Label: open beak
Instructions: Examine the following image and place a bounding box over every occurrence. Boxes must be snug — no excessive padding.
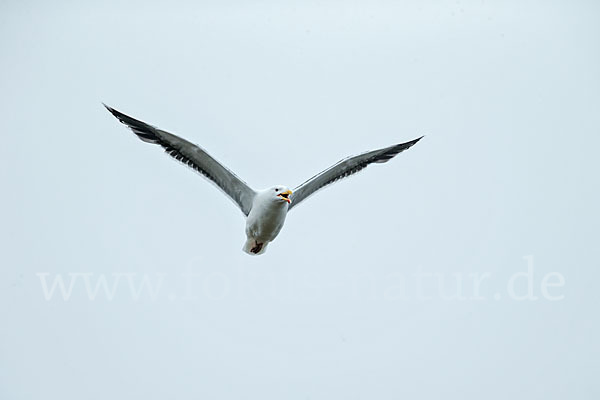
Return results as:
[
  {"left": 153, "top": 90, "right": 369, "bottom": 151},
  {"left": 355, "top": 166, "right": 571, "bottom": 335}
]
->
[{"left": 278, "top": 190, "right": 292, "bottom": 204}]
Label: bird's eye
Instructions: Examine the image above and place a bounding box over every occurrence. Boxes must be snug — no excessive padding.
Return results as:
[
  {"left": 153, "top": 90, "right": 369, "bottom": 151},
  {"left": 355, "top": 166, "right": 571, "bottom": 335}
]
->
[{"left": 275, "top": 188, "right": 278, "bottom": 192}]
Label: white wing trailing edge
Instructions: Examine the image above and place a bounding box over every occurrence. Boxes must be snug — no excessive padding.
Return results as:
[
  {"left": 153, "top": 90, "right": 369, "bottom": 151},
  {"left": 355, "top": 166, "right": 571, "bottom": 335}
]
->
[
  {"left": 288, "top": 137, "right": 423, "bottom": 210},
  {"left": 104, "top": 104, "right": 256, "bottom": 216}
]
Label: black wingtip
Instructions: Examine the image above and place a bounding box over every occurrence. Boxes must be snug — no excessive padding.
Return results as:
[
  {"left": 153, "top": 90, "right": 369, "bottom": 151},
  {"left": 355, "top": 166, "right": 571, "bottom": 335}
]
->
[
  {"left": 395, "top": 135, "right": 424, "bottom": 150},
  {"left": 102, "top": 104, "right": 161, "bottom": 143},
  {"left": 102, "top": 103, "right": 122, "bottom": 119},
  {"left": 103, "top": 103, "right": 146, "bottom": 127},
  {"left": 410, "top": 135, "right": 425, "bottom": 145},
  {"left": 102, "top": 103, "right": 124, "bottom": 121}
]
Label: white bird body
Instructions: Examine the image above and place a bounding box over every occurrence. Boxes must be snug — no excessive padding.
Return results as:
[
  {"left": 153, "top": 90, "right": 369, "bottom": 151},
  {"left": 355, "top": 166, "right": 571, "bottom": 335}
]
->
[
  {"left": 104, "top": 104, "right": 422, "bottom": 256},
  {"left": 243, "top": 186, "right": 291, "bottom": 255}
]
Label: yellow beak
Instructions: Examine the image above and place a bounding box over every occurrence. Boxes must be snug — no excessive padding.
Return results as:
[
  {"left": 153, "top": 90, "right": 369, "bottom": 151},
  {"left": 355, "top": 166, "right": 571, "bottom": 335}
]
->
[{"left": 278, "top": 190, "right": 292, "bottom": 204}]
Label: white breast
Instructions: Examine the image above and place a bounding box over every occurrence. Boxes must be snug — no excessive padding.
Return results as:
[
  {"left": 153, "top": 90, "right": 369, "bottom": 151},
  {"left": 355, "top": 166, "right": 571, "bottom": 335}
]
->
[{"left": 245, "top": 194, "right": 289, "bottom": 242}]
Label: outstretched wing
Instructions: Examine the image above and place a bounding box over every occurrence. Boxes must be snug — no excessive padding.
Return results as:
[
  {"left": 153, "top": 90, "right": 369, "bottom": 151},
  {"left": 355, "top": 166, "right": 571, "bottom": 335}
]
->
[
  {"left": 289, "top": 137, "right": 423, "bottom": 210},
  {"left": 104, "top": 104, "right": 256, "bottom": 216}
]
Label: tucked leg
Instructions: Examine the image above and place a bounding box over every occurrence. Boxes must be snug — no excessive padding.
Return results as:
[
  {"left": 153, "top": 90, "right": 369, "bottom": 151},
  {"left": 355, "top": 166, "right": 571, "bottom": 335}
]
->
[{"left": 250, "top": 242, "right": 263, "bottom": 254}]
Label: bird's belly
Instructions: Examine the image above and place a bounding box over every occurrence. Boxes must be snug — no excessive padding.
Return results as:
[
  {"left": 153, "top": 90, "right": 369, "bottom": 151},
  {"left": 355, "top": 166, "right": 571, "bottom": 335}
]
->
[{"left": 246, "top": 206, "right": 287, "bottom": 242}]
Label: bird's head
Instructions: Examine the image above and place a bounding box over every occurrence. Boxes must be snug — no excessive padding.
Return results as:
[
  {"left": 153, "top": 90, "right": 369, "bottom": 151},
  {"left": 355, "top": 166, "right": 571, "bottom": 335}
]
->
[{"left": 271, "top": 186, "right": 293, "bottom": 204}]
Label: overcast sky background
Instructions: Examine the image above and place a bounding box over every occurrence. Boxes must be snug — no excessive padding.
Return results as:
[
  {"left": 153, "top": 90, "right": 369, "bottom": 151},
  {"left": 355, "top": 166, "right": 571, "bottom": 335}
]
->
[{"left": 1, "top": 1, "right": 599, "bottom": 399}]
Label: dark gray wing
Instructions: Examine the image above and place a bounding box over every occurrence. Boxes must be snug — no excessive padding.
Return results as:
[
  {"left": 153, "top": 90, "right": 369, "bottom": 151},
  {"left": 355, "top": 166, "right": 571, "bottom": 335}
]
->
[
  {"left": 288, "top": 137, "right": 423, "bottom": 210},
  {"left": 104, "top": 104, "right": 256, "bottom": 216}
]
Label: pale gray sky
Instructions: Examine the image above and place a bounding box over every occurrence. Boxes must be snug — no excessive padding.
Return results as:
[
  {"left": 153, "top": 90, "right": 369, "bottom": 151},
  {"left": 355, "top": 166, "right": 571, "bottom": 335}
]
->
[{"left": 1, "top": 1, "right": 599, "bottom": 399}]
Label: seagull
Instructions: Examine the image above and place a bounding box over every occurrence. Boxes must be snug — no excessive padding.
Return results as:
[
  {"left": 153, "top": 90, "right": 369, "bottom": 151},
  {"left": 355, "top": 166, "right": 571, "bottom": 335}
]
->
[{"left": 104, "top": 105, "right": 423, "bottom": 255}]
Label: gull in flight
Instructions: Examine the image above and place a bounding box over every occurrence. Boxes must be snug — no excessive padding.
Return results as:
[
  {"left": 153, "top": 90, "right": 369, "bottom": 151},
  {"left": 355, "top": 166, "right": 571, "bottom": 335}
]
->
[{"left": 104, "top": 105, "right": 423, "bottom": 255}]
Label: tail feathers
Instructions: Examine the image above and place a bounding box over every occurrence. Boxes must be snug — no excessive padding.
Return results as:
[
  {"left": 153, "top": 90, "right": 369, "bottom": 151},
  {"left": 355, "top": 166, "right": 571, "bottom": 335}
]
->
[{"left": 243, "top": 238, "right": 269, "bottom": 255}]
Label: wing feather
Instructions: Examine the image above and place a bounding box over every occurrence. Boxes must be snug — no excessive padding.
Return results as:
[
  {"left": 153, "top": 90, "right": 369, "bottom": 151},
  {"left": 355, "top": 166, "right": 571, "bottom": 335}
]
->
[
  {"left": 288, "top": 137, "right": 423, "bottom": 210},
  {"left": 104, "top": 104, "right": 256, "bottom": 216}
]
